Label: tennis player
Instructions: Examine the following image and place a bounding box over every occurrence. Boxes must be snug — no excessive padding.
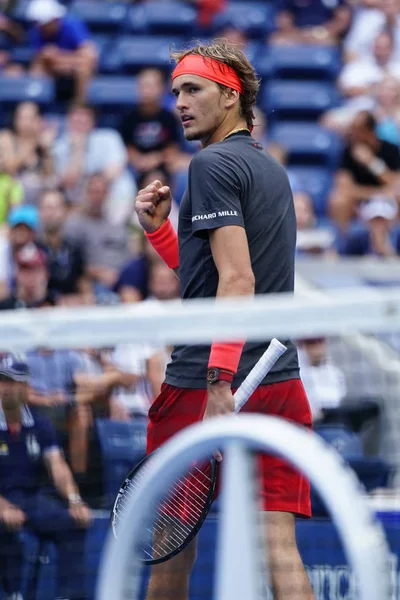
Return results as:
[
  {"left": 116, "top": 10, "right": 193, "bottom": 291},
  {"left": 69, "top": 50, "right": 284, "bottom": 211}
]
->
[{"left": 135, "top": 41, "right": 315, "bottom": 600}]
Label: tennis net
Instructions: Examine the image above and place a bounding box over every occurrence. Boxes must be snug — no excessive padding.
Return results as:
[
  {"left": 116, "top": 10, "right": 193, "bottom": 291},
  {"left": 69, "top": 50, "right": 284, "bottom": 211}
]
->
[{"left": 0, "top": 287, "right": 399, "bottom": 599}]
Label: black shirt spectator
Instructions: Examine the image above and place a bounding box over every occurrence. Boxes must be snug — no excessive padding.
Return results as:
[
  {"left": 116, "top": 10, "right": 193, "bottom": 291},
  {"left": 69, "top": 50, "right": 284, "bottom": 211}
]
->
[
  {"left": 121, "top": 108, "right": 180, "bottom": 156},
  {"left": 0, "top": 243, "right": 56, "bottom": 310},
  {"left": 39, "top": 189, "right": 89, "bottom": 301},
  {"left": 120, "top": 68, "right": 180, "bottom": 176},
  {"left": 330, "top": 110, "right": 400, "bottom": 229},
  {"left": 340, "top": 138, "right": 400, "bottom": 186}
]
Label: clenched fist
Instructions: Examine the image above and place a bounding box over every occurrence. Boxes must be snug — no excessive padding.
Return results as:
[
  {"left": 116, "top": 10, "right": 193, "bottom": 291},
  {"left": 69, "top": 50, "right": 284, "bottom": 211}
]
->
[{"left": 135, "top": 180, "right": 172, "bottom": 234}]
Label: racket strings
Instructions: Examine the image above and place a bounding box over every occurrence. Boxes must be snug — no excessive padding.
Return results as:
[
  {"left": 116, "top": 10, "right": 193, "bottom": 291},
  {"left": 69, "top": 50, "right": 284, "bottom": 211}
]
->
[{"left": 114, "top": 459, "right": 214, "bottom": 560}]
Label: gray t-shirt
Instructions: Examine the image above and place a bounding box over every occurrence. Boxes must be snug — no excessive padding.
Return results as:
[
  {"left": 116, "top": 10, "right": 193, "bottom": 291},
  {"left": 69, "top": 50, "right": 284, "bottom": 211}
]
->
[
  {"left": 65, "top": 214, "right": 131, "bottom": 270},
  {"left": 165, "top": 131, "right": 299, "bottom": 389}
]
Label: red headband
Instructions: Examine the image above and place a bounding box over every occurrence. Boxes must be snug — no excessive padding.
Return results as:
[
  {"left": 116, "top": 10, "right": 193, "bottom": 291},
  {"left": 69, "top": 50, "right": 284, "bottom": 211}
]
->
[{"left": 172, "top": 55, "right": 244, "bottom": 94}]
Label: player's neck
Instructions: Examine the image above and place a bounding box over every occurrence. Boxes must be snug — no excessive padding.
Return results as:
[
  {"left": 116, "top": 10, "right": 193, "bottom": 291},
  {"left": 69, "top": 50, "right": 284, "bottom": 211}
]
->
[{"left": 202, "top": 119, "right": 248, "bottom": 148}]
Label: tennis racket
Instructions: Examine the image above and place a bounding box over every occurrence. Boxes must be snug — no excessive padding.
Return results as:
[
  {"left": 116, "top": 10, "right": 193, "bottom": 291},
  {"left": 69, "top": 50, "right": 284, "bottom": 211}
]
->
[{"left": 111, "top": 338, "right": 287, "bottom": 565}]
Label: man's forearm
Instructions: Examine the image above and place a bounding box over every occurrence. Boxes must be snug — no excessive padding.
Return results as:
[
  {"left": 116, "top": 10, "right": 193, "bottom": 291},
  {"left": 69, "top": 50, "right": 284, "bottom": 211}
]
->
[
  {"left": 216, "top": 272, "right": 255, "bottom": 300},
  {"left": 48, "top": 455, "right": 80, "bottom": 501},
  {"left": 28, "top": 389, "right": 50, "bottom": 407}
]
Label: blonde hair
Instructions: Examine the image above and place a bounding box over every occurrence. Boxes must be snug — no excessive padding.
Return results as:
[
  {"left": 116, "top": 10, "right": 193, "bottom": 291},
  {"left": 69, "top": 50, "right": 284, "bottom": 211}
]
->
[{"left": 171, "top": 40, "right": 260, "bottom": 129}]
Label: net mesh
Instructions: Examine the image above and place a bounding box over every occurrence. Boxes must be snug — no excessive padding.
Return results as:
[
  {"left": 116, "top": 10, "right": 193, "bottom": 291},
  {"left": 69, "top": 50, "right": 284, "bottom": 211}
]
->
[{"left": 0, "top": 288, "right": 398, "bottom": 599}]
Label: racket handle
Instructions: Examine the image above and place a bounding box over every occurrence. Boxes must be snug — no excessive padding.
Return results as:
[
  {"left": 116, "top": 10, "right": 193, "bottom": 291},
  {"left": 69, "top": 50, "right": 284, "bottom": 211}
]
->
[{"left": 233, "top": 339, "right": 287, "bottom": 413}]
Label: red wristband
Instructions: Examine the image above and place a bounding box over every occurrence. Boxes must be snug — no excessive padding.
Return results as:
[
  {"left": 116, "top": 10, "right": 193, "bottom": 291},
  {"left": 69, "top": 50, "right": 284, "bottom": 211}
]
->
[
  {"left": 145, "top": 219, "right": 179, "bottom": 270},
  {"left": 208, "top": 341, "right": 245, "bottom": 374}
]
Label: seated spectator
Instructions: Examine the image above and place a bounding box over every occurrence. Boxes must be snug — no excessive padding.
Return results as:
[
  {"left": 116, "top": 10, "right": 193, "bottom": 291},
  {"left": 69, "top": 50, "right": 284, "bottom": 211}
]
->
[
  {"left": 147, "top": 259, "right": 181, "bottom": 302},
  {"left": 65, "top": 173, "right": 132, "bottom": 293},
  {"left": 271, "top": 0, "right": 351, "bottom": 46},
  {"left": 340, "top": 32, "right": 400, "bottom": 97},
  {"left": 294, "top": 191, "right": 337, "bottom": 256},
  {"left": 375, "top": 76, "right": 400, "bottom": 144},
  {"left": 26, "top": 346, "right": 125, "bottom": 486},
  {"left": 0, "top": 243, "right": 55, "bottom": 309},
  {"left": 120, "top": 68, "right": 181, "bottom": 178},
  {"left": 106, "top": 343, "right": 166, "bottom": 420},
  {"left": 38, "top": 189, "right": 92, "bottom": 304},
  {"left": 28, "top": 0, "right": 98, "bottom": 103},
  {"left": 53, "top": 103, "right": 137, "bottom": 225},
  {"left": 0, "top": 101, "right": 56, "bottom": 205},
  {"left": 298, "top": 337, "right": 347, "bottom": 421},
  {"left": 341, "top": 195, "right": 400, "bottom": 257},
  {"left": 322, "top": 32, "right": 400, "bottom": 133},
  {"left": 0, "top": 354, "right": 92, "bottom": 600},
  {"left": 345, "top": 0, "right": 400, "bottom": 62},
  {"left": 329, "top": 110, "right": 400, "bottom": 229},
  {"left": 113, "top": 237, "right": 153, "bottom": 304},
  {"left": 0, "top": 205, "right": 40, "bottom": 300}
]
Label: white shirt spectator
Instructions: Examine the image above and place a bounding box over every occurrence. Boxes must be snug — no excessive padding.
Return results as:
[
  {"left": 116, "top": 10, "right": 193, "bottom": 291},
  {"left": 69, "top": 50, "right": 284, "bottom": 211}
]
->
[
  {"left": 111, "top": 343, "right": 166, "bottom": 417},
  {"left": 345, "top": 9, "right": 400, "bottom": 60},
  {"left": 299, "top": 349, "right": 347, "bottom": 420},
  {"left": 339, "top": 56, "right": 400, "bottom": 91},
  {"left": 53, "top": 128, "right": 136, "bottom": 226}
]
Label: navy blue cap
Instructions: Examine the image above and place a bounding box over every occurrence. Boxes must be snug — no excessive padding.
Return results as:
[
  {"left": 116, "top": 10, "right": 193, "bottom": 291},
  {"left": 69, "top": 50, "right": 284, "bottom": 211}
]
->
[{"left": 0, "top": 354, "right": 29, "bottom": 383}]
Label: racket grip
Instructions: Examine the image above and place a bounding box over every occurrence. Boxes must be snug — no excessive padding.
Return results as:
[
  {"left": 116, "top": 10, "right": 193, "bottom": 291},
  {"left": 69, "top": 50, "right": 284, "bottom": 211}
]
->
[{"left": 233, "top": 339, "right": 287, "bottom": 413}]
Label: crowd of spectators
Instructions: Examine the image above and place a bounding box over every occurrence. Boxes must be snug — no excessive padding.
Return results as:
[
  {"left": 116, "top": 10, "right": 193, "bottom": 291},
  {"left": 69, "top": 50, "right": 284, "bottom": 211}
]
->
[
  {"left": 0, "top": 0, "right": 398, "bottom": 595},
  {"left": 0, "top": 0, "right": 397, "bottom": 473}
]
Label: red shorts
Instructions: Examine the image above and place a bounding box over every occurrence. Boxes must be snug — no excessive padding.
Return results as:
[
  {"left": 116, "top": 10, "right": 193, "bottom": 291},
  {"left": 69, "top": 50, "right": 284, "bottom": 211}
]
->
[{"left": 147, "top": 378, "right": 312, "bottom": 518}]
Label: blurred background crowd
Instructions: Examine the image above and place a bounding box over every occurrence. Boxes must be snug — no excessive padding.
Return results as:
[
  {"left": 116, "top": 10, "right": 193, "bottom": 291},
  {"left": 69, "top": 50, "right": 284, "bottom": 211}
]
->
[{"left": 0, "top": 0, "right": 399, "bottom": 597}]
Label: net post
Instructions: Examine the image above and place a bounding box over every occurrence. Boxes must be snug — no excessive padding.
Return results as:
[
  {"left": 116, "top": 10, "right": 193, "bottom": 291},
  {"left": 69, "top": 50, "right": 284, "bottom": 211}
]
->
[{"left": 215, "top": 441, "right": 267, "bottom": 600}]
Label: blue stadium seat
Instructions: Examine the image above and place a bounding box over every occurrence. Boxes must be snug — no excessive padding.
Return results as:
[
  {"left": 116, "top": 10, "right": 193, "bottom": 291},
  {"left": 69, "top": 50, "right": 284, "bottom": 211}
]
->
[
  {"left": 114, "top": 36, "right": 185, "bottom": 74},
  {"left": 213, "top": 2, "right": 277, "bottom": 37},
  {"left": 91, "top": 35, "right": 115, "bottom": 74},
  {"left": 96, "top": 418, "right": 147, "bottom": 507},
  {"left": 311, "top": 424, "right": 392, "bottom": 515},
  {"left": 86, "top": 75, "right": 137, "bottom": 105},
  {"left": 267, "top": 45, "right": 342, "bottom": 80},
  {"left": 10, "top": 44, "right": 35, "bottom": 67},
  {"left": 261, "top": 81, "right": 340, "bottom": 122},
  {"left": 314, "top": 424, "right": 364, "bottom": 458},
  {"left": 0, "top": 76, "right": 55, "bottom": 107},
  {"left": 69, "top": 1, "right": 127, "bottom": 33},
  {"left": 286, "top": 166, "right": 334, "bottom": 216},
  {"left": 86, "top": 76, "right": 137, "bottom": 128},
  {"left": 128, "top": 2, "right": 197, "bottom": 35},
  {"left": 269, "top": 123, "right": 342, "bottom": 167}
]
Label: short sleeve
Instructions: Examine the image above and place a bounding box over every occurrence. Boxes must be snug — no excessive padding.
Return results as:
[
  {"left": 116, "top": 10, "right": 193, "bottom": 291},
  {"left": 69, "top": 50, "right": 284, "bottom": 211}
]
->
[
  {"left": 35, "top": 415, "right": 59, "bottom": 455},
  {"left": 67, "top": 17, "right": 90, "bottom": 48},
  {"left": 189, "top": 150, "right": 245, "bottom": 237}
]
